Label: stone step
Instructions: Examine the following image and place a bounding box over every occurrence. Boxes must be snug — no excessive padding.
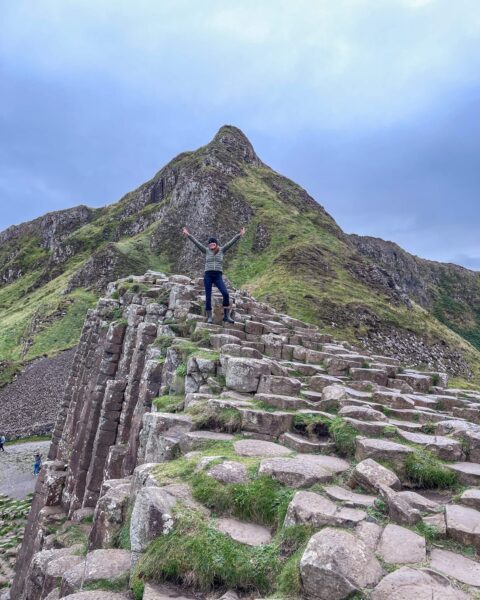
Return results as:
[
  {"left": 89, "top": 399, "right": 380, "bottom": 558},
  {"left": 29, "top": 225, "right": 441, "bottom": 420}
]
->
[
  {"left": 355, "top": 437, "right": 414, "bottom": 476},
  {"left": 396, "top": 429, "right": 464, "bottom": 461},
  {"left": 179, "top": 431, "right": 235, "bottom": 453},
  {"left": 323, "top": 485, "right": 376, "bottom": 508},
  {"left": 285, "top": 490, "right": 366, "bottom": 528},
  {"left": 279, "top": 432, "right": 334, "bottom": 454},
  {"left": 447, "top": 462, "right": 480, "bottom": 485},
  {"left": 255, "top": 393, "right": 314, "bottom": 411},
  {"left": 259, "top": 453, "right": 350, "bottom": 488},
  {"left": 237, "top": 408, "right": 294, "bottom": 437},
  {"left": 216, "top": 517, "right": 271, "bottom": 546}
]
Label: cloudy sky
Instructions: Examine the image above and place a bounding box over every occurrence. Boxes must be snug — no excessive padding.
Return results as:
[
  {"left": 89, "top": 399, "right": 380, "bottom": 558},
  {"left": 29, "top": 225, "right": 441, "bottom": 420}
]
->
[{"left": 1, "top": 0, "right": 480, "bottom": 268}]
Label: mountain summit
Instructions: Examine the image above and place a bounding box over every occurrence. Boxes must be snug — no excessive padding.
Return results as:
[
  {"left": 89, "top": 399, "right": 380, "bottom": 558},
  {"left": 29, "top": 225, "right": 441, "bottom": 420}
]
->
[{"left": 1, "top": 125, "right": 479, "bottom": 385}]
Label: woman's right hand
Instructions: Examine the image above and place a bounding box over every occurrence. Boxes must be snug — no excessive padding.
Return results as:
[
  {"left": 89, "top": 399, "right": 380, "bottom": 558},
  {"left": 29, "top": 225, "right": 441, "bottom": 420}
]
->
[{"left": 182, "top": 227, "right": 190, "bottom": 236}]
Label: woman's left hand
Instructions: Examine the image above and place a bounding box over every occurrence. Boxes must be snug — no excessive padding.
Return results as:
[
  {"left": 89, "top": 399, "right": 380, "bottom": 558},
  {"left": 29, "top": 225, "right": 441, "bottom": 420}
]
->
[{"left": 239, "top": 227, "right": 246, "bottom": 237}]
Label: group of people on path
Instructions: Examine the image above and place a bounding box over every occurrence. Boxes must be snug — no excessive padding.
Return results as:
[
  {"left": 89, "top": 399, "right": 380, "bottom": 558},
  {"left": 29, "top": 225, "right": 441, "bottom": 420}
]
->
[{"left": 182, "top": 226, "right": 245, "bottom": 323}]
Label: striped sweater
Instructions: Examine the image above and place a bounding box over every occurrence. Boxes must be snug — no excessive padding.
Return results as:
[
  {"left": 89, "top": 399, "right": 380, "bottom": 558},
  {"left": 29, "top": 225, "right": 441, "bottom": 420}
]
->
[{"left": 187, "top": 232, "right": 241, "bottom": 272}]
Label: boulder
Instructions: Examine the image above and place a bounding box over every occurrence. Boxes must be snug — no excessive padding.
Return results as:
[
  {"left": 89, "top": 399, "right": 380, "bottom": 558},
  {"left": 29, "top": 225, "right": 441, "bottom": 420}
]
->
[
  {"left": 323, "top": 485, "right": 376, "bottom": 508},
  {"left": 378, "top": 486, "right": 421, "bottom": 526},
  {"left": 338, "top": 405, "right": 388, "bottom": 422},
  {"left": 459, "top": 488, "right": 480, "bottom": 510},
  {"left": 300, "top": 527, "right": 383, "bottom": 599},
  {"left": 348, "top": 458, "right": 401, "bottom": 493},
  {"left": 397, "top": 430, "right": 464, "bottom": 461}
]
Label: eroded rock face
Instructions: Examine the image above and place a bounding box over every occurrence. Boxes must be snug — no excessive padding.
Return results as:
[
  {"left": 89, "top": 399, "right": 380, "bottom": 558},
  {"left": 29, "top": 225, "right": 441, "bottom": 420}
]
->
[{"left": 300, "top": 527, "right": 383, "bottom": 600}]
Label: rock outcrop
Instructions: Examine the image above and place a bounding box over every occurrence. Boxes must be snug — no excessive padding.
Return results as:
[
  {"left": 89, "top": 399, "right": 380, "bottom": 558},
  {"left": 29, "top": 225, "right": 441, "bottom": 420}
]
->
[{"left": 6, "top": 271, "right": 480, "bottom": 599}]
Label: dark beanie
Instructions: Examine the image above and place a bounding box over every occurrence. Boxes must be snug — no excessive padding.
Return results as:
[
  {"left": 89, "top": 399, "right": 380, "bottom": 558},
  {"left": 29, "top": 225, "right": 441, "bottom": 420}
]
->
[{"left": 208, "top": 237, "right": 218, "bottom": 244}]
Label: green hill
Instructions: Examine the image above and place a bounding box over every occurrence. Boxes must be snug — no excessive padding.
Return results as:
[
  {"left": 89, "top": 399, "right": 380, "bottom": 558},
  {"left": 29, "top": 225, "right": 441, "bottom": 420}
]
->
[{"left": 1, "top": 125, "right": 479, "bottom": 386}]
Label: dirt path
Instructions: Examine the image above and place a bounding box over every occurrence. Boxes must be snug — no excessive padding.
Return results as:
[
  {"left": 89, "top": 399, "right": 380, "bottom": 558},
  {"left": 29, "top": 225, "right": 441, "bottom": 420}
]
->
[{"left": 0, "top": 440, "right": 51, "bottom": 499}]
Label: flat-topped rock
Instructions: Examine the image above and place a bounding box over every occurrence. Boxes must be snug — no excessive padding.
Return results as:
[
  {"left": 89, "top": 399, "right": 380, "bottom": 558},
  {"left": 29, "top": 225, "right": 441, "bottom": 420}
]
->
[
  {"left": 259, "top": 454, "right": 349, "bottom": 488},
  {"left": 238, "top": 408, "right": 294, "bottom": 437},
  {"left": 349, "top": 458, "right": 401, "bottom": 493},
  {"left": 460, "top": 488, "right": 480, "bottom": 510},
  {"left": 355, "top": 437, "right": 413, "bottom": 473},
  {"left": 396, "top": 373, "right": 432, "bottom": 392},
  {"left": 377, "top": 524, "right": 426, "bottom": 564},
  {"left": 255, "top": 392, "right": 311, "bottom": 410},
  {"left": 216, "top": 517, "right": 271, "bottom": 546},
  {"left": 300, "top": 527, "right": 383, "bottom": 599},
  {"left": 179, "top": 431, "right": 234, "bottom": 453},
  {"left": 279, "top": 432, "right": 334, "bottom": 454},
  {"left": 430, "top": 547, "right": 480, "bottom": 587},
  {"left": 324, "top": 485, "right": 376, "bottom": 508},
  {"left": 447, "top": 462, "right": 480, "bottom": 485},
  {"left": 285, "top": 491, "right": 366, "bottom": 528},
  {"left": 207, "top": 461, "right": 249, "bottom": 484},
  {"left": 60, "top": 549, "right": 131, "bottom": 596},
  {"left": 233, "top": 439, "right": 291, "bottom": 457},
  {"left": 397, "top": 491, "right": 441, "bottom": 513},
  {"left": 446, "top": 504, "right": 480, "bottom": 549},
  {"left": 224, "top": 357, "right": 271, "bottom": 392},
  {"left": 338, "top": 405, "right": 388, "bottom": 422},
  {"left": 397, "top": 430, "right": 464, "bottom": 461},
  {"left": 370, "top": 567, "right": 470, "bottom": 600}
]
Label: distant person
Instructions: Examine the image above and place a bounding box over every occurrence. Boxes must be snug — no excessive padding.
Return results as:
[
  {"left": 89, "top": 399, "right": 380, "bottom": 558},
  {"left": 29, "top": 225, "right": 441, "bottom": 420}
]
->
[
  {"left": 0, "top": 435, "right": 5, "bottom": 452},
  {"left": 33, "top": 453, "right": 42, "bottom": 476},
  {"left": 182, "top": 226, "right": 246, "bottom": 324}
]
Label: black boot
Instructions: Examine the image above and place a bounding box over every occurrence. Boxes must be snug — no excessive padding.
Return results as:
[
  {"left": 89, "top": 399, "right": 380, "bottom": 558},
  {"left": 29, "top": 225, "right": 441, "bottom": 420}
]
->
[
  {"left": 206, "top": 309, "right": 213, "bottom": 324},
  {"left": 223, "top": 307, "right": 234, "bottom": 324}
]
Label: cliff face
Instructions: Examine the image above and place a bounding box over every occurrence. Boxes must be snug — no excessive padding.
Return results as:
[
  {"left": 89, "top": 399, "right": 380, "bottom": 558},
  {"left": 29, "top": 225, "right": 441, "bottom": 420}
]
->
[
  {"left": 350, "top": 234, "right": 480, "bottom": 350},
  {"left": 9, "top": 271, "right": 480, "bottom": 600},
  {"left": 0, "top": 125, "right": 480, "bottom": 389}
]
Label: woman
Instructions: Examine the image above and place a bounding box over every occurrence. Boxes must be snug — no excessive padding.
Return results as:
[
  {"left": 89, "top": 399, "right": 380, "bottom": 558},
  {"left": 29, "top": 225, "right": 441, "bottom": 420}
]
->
[{"left": 182, "top": 226, "right": 246, "bottom": 324}]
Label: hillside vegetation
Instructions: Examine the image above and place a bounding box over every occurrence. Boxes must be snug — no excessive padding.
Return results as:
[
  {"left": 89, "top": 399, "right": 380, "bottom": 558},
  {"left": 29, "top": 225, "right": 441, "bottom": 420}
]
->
[{"left": 0, "top": 125, "right": 479, "bottom": 385}]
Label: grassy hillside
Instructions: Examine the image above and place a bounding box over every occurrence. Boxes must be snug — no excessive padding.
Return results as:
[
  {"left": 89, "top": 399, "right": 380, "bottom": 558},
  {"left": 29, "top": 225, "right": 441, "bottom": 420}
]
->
[{"left": 1, "top": 125, "right": 480, "bottom": 387}]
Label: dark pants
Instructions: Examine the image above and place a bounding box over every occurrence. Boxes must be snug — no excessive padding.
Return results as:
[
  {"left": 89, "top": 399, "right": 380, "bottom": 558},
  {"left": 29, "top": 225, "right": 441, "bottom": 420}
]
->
[{"left": 204, "top": 270, "right": 230, "bottom": 311}]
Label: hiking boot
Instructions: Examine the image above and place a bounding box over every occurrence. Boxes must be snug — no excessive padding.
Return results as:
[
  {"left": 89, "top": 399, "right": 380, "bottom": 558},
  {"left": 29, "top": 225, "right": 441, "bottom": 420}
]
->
[
  {"left": 223, "top": 307, "right": 234, "bottom": 324},
  {"left": 206, "top": 310, "right": 213, "bottom": 324}
]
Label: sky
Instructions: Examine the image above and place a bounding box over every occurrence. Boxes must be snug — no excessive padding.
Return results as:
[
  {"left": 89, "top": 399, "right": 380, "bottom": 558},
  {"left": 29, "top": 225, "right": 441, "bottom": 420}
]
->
[{"left": 1, "top": 0, "right": 480, "bottom": 269}]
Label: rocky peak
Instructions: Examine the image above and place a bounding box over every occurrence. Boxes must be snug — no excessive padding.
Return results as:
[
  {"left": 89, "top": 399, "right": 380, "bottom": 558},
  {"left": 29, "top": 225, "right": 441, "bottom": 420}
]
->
[{"left": 208, "top": 125, "right": 261, "bottom": 165}]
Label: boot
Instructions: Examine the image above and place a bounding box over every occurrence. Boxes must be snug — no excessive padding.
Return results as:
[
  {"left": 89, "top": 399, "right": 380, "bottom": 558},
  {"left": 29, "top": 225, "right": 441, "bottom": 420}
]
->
[
  {"left": 223, "top": 307, "right": 234, "bottom": 324},
  {"left": 206, "top": 309, "right": 213, "bottom": 324}
]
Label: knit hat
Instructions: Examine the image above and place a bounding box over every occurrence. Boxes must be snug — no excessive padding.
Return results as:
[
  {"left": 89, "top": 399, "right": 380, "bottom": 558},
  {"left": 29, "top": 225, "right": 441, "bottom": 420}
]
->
[{"left": 208, "top": 237, "right": 218, "bottom": 245}]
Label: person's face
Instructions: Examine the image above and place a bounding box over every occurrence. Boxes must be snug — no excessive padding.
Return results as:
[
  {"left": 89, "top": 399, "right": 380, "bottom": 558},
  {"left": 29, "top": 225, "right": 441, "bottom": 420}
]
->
[{"left": 208, "top": 242, "right": 218, "bottom": 250}]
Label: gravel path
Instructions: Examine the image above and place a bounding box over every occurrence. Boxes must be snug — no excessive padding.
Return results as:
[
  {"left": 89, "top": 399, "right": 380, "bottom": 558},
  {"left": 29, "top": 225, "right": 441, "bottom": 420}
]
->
[{"left": 0, "top": 440, "right": 51, "bottom": 499}]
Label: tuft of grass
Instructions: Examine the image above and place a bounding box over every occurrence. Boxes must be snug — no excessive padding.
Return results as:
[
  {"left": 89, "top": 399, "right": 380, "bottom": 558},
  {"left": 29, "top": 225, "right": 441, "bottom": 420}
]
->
[
  {"left": 190, "top": 472, "right": 294, "bottom": 528},
  {"left": 153, "top": 395, "right": 184, "bottom": 413},
  {"left": 189, "top": 405, "right": 241, "bottom": 433},
  {"left": 275, "top": 548, "right": 304, "bottom": 599},
  {"left": 175, "top": 362, "right": 187, "bottom": 377},
  {"left": 414, "top": 521, "right": 439, "bottom": 545},
  {"left": 328, "top": 417, "right": 359, "bottom": 457},
  {"left": 135, "top": 508, "right": 281, "bottom": 593},
  {"left": 405, "top": 450, "right": 458, "bottom": 489},
  {"left": 83, "top": 575, "right": 129, "bottom": 592}
]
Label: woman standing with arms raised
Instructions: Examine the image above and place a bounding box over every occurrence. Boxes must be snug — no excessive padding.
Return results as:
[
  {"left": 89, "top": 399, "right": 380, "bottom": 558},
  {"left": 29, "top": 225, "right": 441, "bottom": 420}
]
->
[{"left": 182, "top": 226, "right": 246, "bottom": 324}]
